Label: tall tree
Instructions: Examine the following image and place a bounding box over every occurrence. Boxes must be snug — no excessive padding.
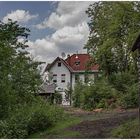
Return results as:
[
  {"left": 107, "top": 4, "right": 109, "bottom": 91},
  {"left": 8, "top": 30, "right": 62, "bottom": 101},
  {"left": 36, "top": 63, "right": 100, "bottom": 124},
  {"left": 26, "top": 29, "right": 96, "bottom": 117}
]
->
[
  {"left": 85, "top": 2, "right": 140, "bottom": 77},
  {"left": 0, "top": 20, "right": 42, "bottom": 118}
]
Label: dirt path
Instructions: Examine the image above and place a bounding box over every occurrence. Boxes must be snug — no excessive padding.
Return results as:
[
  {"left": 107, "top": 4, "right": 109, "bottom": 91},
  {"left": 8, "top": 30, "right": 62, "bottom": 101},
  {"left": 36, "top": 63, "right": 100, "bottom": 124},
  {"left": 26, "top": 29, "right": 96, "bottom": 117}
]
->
[{"left": 65, "top": 108, "right": 138, "bottom": 138}]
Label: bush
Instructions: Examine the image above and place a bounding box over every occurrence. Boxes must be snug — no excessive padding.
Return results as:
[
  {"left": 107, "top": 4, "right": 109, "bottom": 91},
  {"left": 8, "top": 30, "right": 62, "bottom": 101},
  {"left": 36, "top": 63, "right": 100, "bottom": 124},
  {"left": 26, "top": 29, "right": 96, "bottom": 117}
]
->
[
  {"left": 72, "top": 78, "right": 118, "bottom": 110},
  {"left": 54, "top": 92, "right": 62, "bottom": 104},
  {"left": 118, "top": 83, "right": 138, "bottom": 109},
  {"left": 72, "top": 72, "right": 138, "bottom": 110},
  {"left": 0, "top": 101, "right": 65, "bottom": 138},
  {"left": 109, "top": 72, "right": 137, "bottom": 93},
  {"left": 72, "top": 81, "right": 85, "bottom": 107}
]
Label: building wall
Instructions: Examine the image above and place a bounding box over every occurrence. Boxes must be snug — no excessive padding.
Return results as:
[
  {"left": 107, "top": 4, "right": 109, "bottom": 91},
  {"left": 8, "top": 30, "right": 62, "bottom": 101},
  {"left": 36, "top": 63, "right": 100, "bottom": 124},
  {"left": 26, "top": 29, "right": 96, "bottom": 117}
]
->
[
  {"left": 71, "top": 73, "right": 85, "bottom": 89},
  {"left": 49, "top": 61, "right": 71, "bottom": 105},
  {"left": 47, "top": 61, "right": 97, "bottom": 105}
]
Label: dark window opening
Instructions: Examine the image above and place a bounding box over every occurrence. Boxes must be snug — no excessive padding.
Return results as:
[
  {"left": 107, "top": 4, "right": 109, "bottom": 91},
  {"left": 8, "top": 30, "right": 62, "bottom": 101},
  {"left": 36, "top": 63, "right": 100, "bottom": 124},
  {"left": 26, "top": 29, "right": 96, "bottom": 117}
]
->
[
  {"left": 75, "top": 60, "right": 80, "bottom": 66},
  {"left": 58, "top": 62, "right": 61, "bottom": 67},
  {"left": 61, "top": 74, "right": 65, "bottom": 83},
  {"left": 53, "top": 74, "right": 57, "bottom": 83},
  {"left": 75, "top": 74, "right": 79, "bottom": 82}
]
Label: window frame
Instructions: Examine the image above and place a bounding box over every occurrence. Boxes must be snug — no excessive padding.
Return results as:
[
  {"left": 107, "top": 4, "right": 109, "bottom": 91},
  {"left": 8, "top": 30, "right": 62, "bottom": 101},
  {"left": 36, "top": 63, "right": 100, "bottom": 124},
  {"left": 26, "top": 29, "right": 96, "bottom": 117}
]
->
[
  {"left": 53, "top": 74, "right": 57, "bottom": 83},
  {"left": 61, "top": 74, "right": 66, "bottom": 83},
  {"left": 58, "top": 62, "right": 61, "bottom": 67}
]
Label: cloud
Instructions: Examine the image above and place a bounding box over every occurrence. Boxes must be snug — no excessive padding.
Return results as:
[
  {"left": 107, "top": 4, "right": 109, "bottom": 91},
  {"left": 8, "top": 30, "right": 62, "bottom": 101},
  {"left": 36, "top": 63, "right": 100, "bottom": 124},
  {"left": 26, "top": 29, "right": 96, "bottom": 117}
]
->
[
  {"left": 36, "top": 1, "right": 93, "bottom": 29},
  {"left": 27, "top": 22, "right": 88, "bottom": 63},
  {"left": 2, "top": 10, "right": 38, "bottom": 23},
  {"left": 21, "top": 1, "right": 92, "bottom": 63}
]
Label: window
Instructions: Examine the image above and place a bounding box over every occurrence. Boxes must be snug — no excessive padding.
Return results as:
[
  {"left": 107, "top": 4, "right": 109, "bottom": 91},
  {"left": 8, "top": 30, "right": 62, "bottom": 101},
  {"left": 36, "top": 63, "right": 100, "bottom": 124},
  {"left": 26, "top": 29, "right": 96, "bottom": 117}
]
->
[
  {"left": 61, "top": 74, "right": 65, "bottom": 83},
  {"left": 58, "top": 62, "right": 61, "bottom": 67},
  {"left": 75, "top": 74, "right": 79, "bottom": 82},
  {"left": 53, "top": 74, "right": 57, "bottom": 83},
  {"left": 75, "top": 60, "right": 80, "bottom": 66}
]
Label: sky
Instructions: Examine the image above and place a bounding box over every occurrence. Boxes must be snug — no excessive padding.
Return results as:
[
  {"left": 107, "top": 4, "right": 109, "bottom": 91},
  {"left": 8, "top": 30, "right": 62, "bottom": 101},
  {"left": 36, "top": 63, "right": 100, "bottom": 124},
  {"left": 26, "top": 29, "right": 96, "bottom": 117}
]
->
[{"left": 0, "top": 1, "right": 93, "bottom": 63}]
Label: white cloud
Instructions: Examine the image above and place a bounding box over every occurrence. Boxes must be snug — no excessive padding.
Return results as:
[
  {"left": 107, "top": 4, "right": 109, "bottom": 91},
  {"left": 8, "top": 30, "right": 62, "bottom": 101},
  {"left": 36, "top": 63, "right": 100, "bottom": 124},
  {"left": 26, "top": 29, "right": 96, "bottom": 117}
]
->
[
  {"left": 27, "top": 22, "right": 89, "bottom": 63},
  {"left": 2, "top": 10, "right": 38, "bottom": 23},
  {"left": 36, "top": 1, "right": 93, "bottom": 29},
  {"left": 24, "top": 1, "right": 92, "bottom": 63}
]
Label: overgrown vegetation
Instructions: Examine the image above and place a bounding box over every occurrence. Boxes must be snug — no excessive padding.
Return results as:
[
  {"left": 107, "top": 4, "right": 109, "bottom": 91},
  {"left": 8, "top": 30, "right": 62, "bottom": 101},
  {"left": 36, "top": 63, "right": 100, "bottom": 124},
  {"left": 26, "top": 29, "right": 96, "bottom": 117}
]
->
[
  {"left": 72, "top": 72, "right": 138, "bottom": 110},
  {"left": 72, "top": 2, "right": 140, "bottom": 111},
  {"left": 0, "top": 20, "right": 65, "bottom": 138},
  {"left": 29, "top": 115, "right": 81, "bottom": 139},
  {"left": 85, "top": 2, "right": 140, "bottom": 77},
  {"left": 111, "top": 119, "right": 140, "bottom": 138}
]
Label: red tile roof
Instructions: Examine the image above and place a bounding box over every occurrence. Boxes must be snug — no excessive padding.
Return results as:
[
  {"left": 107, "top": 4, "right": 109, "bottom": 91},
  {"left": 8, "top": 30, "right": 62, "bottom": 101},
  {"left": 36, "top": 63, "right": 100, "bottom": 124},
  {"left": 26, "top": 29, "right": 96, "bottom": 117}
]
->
[
  {"left": 65, "top": 54, "right": 99, "bottom": 71},
  {"left": 45, "top": 54, "right": 99, "bottom": 73}
]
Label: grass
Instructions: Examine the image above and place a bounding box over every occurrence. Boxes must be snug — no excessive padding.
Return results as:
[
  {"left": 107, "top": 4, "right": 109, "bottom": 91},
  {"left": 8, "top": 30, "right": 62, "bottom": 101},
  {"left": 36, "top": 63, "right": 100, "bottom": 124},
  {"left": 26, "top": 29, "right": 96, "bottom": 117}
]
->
[
  {"left": 29, "top": 115, "right": 81, "bottom": 138},
  {"left": 110, "top": 118, "right": 140, "bottom": 138}
]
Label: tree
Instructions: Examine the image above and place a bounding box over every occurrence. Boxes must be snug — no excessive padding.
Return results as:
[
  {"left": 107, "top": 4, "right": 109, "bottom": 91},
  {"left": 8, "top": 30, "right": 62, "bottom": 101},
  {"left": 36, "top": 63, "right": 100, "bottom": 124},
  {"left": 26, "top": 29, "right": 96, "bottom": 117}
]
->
[
  {"left": 85, "top": 2, "right": 140, "bottom": 77},
  {"left": 0, "top": 20, "right": 42, "bottom": 118}
]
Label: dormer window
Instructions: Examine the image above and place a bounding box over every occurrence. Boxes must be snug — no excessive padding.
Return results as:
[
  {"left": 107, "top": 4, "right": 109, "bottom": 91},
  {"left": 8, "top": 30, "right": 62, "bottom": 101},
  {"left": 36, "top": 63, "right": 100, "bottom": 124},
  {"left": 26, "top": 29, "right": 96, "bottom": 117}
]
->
[
  {"left": 75, "top": 60, "right": 80, "bottom": 66},
  {"left": 58, "top": 62, "right": 61, "bottom": 67}
]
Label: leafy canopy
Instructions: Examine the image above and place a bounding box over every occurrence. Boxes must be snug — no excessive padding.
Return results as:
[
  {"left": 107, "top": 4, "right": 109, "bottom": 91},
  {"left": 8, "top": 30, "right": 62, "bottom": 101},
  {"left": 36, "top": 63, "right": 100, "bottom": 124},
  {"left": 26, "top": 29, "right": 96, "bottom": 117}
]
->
[
  {"left": 85, "top": 2, "right": 140, "bottom": 76},
  {"left": 0, "top": 20, "right": 42, "bottom": 118}
]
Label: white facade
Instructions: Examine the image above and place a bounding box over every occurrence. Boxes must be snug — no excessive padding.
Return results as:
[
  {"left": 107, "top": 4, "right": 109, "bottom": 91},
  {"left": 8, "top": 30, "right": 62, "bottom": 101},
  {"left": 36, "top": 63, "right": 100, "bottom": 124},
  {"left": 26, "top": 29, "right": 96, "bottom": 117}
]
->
[
  {"left": 49, "top": 61, "right": 71, "bottom": 105},
  {"left": 44, "top": 57, "right": 98, "bottom": 106}
]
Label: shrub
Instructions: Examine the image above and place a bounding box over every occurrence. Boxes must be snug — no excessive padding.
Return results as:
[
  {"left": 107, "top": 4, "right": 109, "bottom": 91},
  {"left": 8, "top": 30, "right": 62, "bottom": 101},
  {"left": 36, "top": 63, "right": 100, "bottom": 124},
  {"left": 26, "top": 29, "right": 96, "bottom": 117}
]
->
[
  {"left": 72, "top": 78, "right": 118, "bottom": 110},
  {"left": 109, "top": 72, "right": 137, "bottom": 93},
  {"left": 118, "top": 83, "right": 138, "bottom": 109},
  {"left": 0, "top": 101, "right": 65, "bottom": 138},
  {"left": 72, "top": 81, "right": 85, "bottom": 107},
  {"left": 80, "top": 85, "right": 96, "bottom": 110},
  {"left": 54, "top": 92, "right": 62, "bottom": 104}
]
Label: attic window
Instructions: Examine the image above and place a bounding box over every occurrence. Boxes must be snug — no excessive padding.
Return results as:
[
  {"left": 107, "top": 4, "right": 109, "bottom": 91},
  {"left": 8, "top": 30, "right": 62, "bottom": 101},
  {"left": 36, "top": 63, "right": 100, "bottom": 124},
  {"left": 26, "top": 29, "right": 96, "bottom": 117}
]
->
[
  {"left": 75, "top": 60, "right": 80, "bottom": 66},
  {"left": 58, "top": 62, "right": 61, "bottom": 67}
]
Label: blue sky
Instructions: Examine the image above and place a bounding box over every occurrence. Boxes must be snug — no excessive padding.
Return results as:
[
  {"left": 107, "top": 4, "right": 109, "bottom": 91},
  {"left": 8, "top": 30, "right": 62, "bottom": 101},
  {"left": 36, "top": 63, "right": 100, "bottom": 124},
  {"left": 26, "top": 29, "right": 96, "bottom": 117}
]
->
[
  {"left": 0, "top": 1, "right": 93, "bottom": 63},
  {"left": 0, "top": 1, "right": 57, "bottom": 40}
]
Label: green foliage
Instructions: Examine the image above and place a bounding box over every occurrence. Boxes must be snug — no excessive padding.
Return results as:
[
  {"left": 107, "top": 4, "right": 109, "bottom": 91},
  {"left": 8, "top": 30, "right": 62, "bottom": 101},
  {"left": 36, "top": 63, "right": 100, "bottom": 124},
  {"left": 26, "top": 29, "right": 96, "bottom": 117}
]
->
[
  {"left": 72, "top": 71, "right": 138, "bottom": 110},
  {"left": 109, "top": 72, "right": 137, "bottom": 92},
  {"left": 72, "top": 81, "right": 85, "bottom": 107},
  {"left": 72, "top": 79, "right": 118, "bottom": 110},
  {"left": 85, "top": 2, "right": 140, "bottom": 77},
  {"left": 111, "top": 119, "right": 140, "bottom": 138},
  {"left": 54, "top": 92, "right": 62, "bottom": 104},
  {"left": 0, "top": 20, "right": 65, "bottom": 138},
  {"left": 0, "top": 101, "right": 65, "bottom": 138},
  {"left": 118, "top": 83, "right": 138, "bottom": 109},
  {"left": 0, "top": 20, "right": 42, "bottom": 119}
]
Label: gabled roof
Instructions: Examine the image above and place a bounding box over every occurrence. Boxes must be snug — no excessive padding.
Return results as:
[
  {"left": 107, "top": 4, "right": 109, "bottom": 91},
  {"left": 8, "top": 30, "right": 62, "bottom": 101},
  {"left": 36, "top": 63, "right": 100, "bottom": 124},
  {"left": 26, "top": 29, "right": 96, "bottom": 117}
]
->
[
  {"left": 44, "top": 57, "right": 73, "bottom": 72},
  {"left": 44, "top": 54, "right": 99, "bottom": 73},
  {"left": 65, "top": 54, "right": 99, "bottom": 72}
]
